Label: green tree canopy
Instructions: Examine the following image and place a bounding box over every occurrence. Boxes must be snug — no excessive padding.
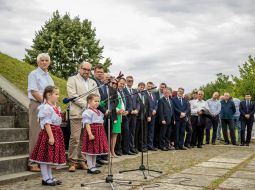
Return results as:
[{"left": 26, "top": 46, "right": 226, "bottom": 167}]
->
[{"left": 24, "top": 10, "right": 111, "bottom": 79}]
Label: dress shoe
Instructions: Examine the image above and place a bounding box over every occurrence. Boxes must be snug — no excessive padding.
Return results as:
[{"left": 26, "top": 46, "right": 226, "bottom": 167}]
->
[
  {"left": 96, "top": 163, "right": 102, "bottom": 168},
  {"left": 212, "top": 142, "right": 216, "bottom": 145},
  {"left": 97, "top": 160, "right": 107, "bottom": 165},
  {"left": 142, "top": 148, "right": 148, "bottom": 152},
  {"left": 168, "top": 146, "right": 175, "bottom": 151},
  {"left": 240, "top": 143, "right": 245, "bottom": 146},
  {"left": 185, "top": 144, "right": 191, "bottom": 148},
  {"left": 76, "top": 162, "right": 88, "bottom": 170},
  {"left": 161, "top": 147, "right": 168, "bottom": 151},
  {"left": 115, "top": 151, "right": 122, "bottom": 156},
  {"left": 29, "top": 165, "right": 41, "bottom": 172},
  {"left": 206, "top": 141, "right": 209, "bottom": 144},
  {"left": 87, "top": 168, "right": 101, "bottom": 174},
  {"left": 68, "top": 164, "right": 76, "bottom": 172},
  {"left": 42, "top": 179, "right": 57, "bottom": 186},
  {"left": 180, "top": 146, "right": 188, "bottom": 150},
  {"left": 101, "top": 156, "right": 108, "bottom": 161},
  {"left": 246, "top": 143, "right": 250, "bottom": 146},
  {"left": 197, "top": 145, "right": 202, "bottom": 148},
  {"left": 130, "top": 149, "right": 138, "bottom": 154},
  {"left": 123, "top": 151, "right": 135, "bottom": 155},
  {"left": 52, "top": 178, "right": 62, "bottom": 185},
  {"left": 148, "top": 147, "right": 157, "bottom": 151},
  {"left": 175, "top": 146, "right": 179, "bottom": 150},
  {"left": 224, "top": 142, "right": 230, "bottom": 145}
]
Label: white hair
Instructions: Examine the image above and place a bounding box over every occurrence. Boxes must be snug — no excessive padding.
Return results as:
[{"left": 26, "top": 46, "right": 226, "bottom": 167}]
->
[
  {"left": 80, "top": 61, "right": 92, "bottom": 68},
  {"left": 36, "top": 53, "right": 50, "bottom": 63}
]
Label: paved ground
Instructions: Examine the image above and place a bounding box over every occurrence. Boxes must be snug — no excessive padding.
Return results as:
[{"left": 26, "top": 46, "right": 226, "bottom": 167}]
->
[{"left": 1, "top": 143, "right": 255, "bottom": 190}]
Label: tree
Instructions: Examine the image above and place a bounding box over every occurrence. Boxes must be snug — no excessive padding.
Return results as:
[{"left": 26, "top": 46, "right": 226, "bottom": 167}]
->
[
  {"left": 24, "top": 11, "right": 111, "bottom": 79},
  {"left": 233, "top": 56, "right": 255, "bottom": 99},
  {"left": 200, "top": 73, "right": 235, "bottom": 99}
]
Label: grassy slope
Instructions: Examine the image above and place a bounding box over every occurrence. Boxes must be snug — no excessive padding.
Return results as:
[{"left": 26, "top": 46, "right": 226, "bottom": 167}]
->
[{"left": 0, "top": 53, "right": 67, "bottom": 110}]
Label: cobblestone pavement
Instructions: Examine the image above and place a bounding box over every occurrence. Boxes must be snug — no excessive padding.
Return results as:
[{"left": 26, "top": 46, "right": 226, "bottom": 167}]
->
[{"left": 0, "top": 144, "right": 254, "bottom": 190}]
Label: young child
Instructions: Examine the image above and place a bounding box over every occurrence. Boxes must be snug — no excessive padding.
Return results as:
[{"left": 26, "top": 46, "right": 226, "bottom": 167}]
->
[
  {"left": 30, "top": 86, "right": 66, "bottom": 186},
  {"left": 82, "top": 93, "right": 108, "bottom": 174}
]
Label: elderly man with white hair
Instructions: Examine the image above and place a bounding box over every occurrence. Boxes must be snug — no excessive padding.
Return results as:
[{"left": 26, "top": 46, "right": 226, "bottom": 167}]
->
[
  {"left": 27, "top": 53, "right": 54, "bottom": 172},
  {"left": 67, "top": 61, "right": 100, "bottom": 172}
]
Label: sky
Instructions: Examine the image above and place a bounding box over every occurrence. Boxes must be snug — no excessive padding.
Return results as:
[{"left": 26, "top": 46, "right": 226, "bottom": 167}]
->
[{"left": 0, "top": 0, "right": 255, "bottom": 92}]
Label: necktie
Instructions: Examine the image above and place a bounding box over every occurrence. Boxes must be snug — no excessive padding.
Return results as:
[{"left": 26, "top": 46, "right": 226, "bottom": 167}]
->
[
  {"left": 120, "top": 90, "right": 126, "bottom": 107},
  {"left": 179, "top": 97, "right": 183, "bottom": 106},
  {"left": 150, "top": 93, "right": 154, "bottom": 101},
  {"left": 167, "top": 98, "right": 172, "bottom": 111},
  {"left": 246, "top": 101, "right": 250, "bottom": 112}
]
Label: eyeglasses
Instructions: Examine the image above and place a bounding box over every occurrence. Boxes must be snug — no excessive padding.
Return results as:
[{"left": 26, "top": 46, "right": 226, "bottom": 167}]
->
[
  {"left": 81, "top": 68, "right": 91, "bottom": 72},
  {"left": 111, "top": 82, "right": 117, "bottom": 84},
  {"left": 127, "top": 80, "right": 133, "bottom": 82}
]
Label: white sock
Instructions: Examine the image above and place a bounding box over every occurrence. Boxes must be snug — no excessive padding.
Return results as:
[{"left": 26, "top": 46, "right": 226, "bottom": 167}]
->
[
  {"left": 47, "top": 165, "right": 53, "bottom": 180},
  {"left": 40, "top": 164, "right": 49, "bottom": 181},
  {"left": 92, "top": 156, "right": 97, "bottom": 169},
  {"left": 86, "top": 154, "right": 93, "bottom": 169}
]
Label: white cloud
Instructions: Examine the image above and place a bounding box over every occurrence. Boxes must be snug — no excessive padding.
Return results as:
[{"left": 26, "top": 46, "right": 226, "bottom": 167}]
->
[{"left": 0, "top": 0, "right": 255, "bottom": 92}]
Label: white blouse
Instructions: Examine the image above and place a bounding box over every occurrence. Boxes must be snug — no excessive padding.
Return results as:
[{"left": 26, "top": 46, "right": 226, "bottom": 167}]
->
[
  {"left": 37, "top": 104, "right": 62, "bottom": 129},
  {"left": 82, "top": 108, "right": 104, "bottom": 125}
]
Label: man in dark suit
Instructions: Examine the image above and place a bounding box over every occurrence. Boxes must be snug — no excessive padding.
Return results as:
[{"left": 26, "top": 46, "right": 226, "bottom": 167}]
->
[
  {"left": 124, "top": 76, "right": 140, "bottom": 154},
  {"left": 146, "top": 82, "right": 158, "bottom": 151},
  {"left": 153, "top": 83, "right": 167, "bottom": 148},
  {"left": 158, "top": 88, "right": 175, "bottom": 151},
  {"left": 172, "top": 87, "right": 189, "bottom": 150},
  {"left": 117, "top": 78, "right": 134, "bottom": 155},
  {"left": 239, "top": 93, "right": 255, "bottom": 146},
  {"left": 135, "top": 82, "right": 151, "bottom": 152}
]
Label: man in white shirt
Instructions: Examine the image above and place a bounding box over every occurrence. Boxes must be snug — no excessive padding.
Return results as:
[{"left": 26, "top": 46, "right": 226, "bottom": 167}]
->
[
  {"left": 67, "top": 61, "right": 99, "bottom": 172},
  {"left": 27, "top": 53, "right": 54, "bottom": 172},
  {"left": 190, "top": 90, "right": 209, "bottom": 148}
]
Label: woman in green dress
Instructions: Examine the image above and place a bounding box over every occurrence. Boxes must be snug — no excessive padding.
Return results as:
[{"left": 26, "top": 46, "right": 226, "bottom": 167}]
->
[{"left": 110, "top": 80, "right": 124, "bottom": 157}]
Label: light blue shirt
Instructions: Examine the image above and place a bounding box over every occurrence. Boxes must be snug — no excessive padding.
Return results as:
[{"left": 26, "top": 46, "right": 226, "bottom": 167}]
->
[
  {"left": 232, "top": 98, "right": 240, "bottom": 117},
  {"left": 82, "top": 108, "right": 104, "bottom": 125},
  {"left": 27, "top": 67, "right": 54, "bottom": 100},
  {"left": 206, "top": 98, "right": 221, "bottom": 116}
]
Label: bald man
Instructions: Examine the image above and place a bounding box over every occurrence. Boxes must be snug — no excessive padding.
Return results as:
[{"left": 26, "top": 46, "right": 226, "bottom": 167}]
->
[{"left": 67, "top": 61, "right": 100, "bottom": 172}]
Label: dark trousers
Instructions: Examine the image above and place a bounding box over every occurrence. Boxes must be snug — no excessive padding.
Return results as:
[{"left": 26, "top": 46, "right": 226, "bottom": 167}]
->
[
  {"left": 147, "top": 115, "right": 156, "bottom": 148},
  {"left": 175, "top": 119, "right": 186, "bottom": 148},
  {"left": 206, "top": 115, "right": 219, "bottom": 143},
  {"left": 221, "top": 119, "right": 236, "bottom": 144},
  {"left": 121, "top": 116, "right": 130, "bottom": 153},
  {"left": 153, "top": 115, "right": 160, "bottom": 148},
  {"left": 184, "top": 118, "right": 192, "bottom": 146},
  {"left": 191, "top": 116, "right": 206, "bottom": 147},
  {"left": 135, "top": 118, "right": 147, "bottom": 150},
  {"left": 241, "top": 118, "right": 253, "bottom": 144},
  {"left": 128, "top": 115, "right": 137, "bottom": 151},
  {"left": 159, "top": 123, "right": 172, "bottom": 149}
]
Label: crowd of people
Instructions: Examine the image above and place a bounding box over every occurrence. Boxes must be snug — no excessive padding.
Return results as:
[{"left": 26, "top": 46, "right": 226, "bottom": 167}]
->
[{"left": 27, "top": 53, "right": 254, "bottom": 186}]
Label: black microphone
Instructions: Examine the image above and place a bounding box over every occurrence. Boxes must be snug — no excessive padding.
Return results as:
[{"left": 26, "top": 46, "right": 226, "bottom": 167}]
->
[
  {"left": 116, "top": 72, "right": 124, "bottom": 79},
  {"left": 63, "top": 97, "right": 78, "bottom": 104}
]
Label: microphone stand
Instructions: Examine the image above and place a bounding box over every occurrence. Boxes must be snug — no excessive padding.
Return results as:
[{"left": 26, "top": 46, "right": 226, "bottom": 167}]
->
[
  {"left": 80, "top": 80, "right": 132, "bottom": 190},
  {"left": 118, "top": 90, "right": 162, "bottom": 179}
]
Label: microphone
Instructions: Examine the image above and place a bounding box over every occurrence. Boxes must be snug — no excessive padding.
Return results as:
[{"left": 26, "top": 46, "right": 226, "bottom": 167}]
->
[
  {"left": 116, "top": 72, "right": 124, "bottom": 80},
  {"left": 63, "top": 97, "right": 78, "bottom": 104}
]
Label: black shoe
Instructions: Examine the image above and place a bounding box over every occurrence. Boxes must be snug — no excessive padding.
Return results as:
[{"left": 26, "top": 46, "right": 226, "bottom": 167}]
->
[
  {"left": 197, "top": 145, "right": 202, "bottom": 148},
  {"left": 148, "top": 147, "right": 157, "bottom": 151},
  {"left": 96, "top": 163, "right": 102, "bottom": 168},
  {"left": 212, "top": 142, "right": 216, "bottom": 145},
  {"left": 130, "top": 149, "right": 138, "bottom": 154},
  {"left": 185, "top": 144, "right": 191, "bottom": 148},
  {"left": 52, "top": 178, "right": 62, "bottom": 185},
  {"left": 101, "top": 156, "right": 108, "bottom": 161},
  {"left": 246, "top": 143, "right": 250, "bottom": 146},
  {"left": 42, "top": 179, "right": 57, "bottom": 186},
  {"left": 175, "top": 146, "right": 179, "bottom": 150},
  {"left": 240, "top": 143, "right": 245, "bottom": 146},
  {"left": 87, "top": 169, "right": 101, "bottom": 174},
  {"left": 180, "top": 146, "right": 188, "bottom": 150},
  {"left": 115, "top": 151, "right": 122, "bottom": 156},
  {"left": 224, "top": 142, "right": 230, "bottom": 145},
  {"left": 161, "top": 147, "right": 168, "bottom": 151},
  {"left": 142, "top": 148, "right": 148, "bottom": 152},
  {"left": 123, "top": 151, "right": 135, "bottom": 155},
  {"left": 206, "top": 141, "right": 209, "bottom": 144}
]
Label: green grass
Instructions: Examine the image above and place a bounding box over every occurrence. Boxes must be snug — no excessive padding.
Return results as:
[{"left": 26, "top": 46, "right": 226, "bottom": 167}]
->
[{"left": 0, "top": 52, "right": 67, "bottom": 110}]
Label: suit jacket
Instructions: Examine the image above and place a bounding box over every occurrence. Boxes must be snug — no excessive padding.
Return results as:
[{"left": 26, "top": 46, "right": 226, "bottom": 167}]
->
[
  {"left": 146, "top": 91, "right": 158, "bottom": 113},
  {"left": 239, "top": 100, "right": 255, "bottom": 121},
  {"left": 172, "top": 96, "right": 189, "bottom": 121},
  {"left": 136, "top": 92, "right": 151, "bottom": 119},
  {"left": 67, "top": 74, "right": 99, "bottom": 119},
  {"left": 101, "top": 86, "right": 118, "bottom": 121},
  {"left": 154, "top": 91, "right": 164, "bottom": 102},
  {"left": 118, "top": 89, "right": 132, "bottom": 114},
  {"left": 158, "top": 97, "right": 174, "bottom": 125},
  {"left": 123, "top": 87, "right": 140, "bottom": 112}
]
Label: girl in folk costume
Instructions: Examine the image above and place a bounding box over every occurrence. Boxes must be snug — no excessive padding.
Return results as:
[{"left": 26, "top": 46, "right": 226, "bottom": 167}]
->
[
  {"left": 82, "top": 94, "right": 108, "bottom": 174},
  {"left": 30, "top": 86, "right": 66, "bottom": 186}
]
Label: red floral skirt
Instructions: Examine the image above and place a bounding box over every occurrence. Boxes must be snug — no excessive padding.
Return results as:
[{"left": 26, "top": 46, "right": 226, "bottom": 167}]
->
[
  {"left": 30, "top": 125, "right": 66, "bottom": 165},
  {"left": 82, "top": 123, "right": 108, "bottom": 155}
]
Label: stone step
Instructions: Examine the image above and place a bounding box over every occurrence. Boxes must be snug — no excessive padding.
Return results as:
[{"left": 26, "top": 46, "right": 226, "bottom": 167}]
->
[
  {"left": 0, "top": 141, "right": 29, "bottom": 157},
  {"left": 0, "top": 171, "right": 39, "bottom": 185},
  {"left": 0, "top": 155, "right": 28, "bottom": 176},
  {"left": 0, "top": 116, "right": 15, "bottom": 128},
  {"left": 0, "top": 128, "right": 29, "bottom": 142}
]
